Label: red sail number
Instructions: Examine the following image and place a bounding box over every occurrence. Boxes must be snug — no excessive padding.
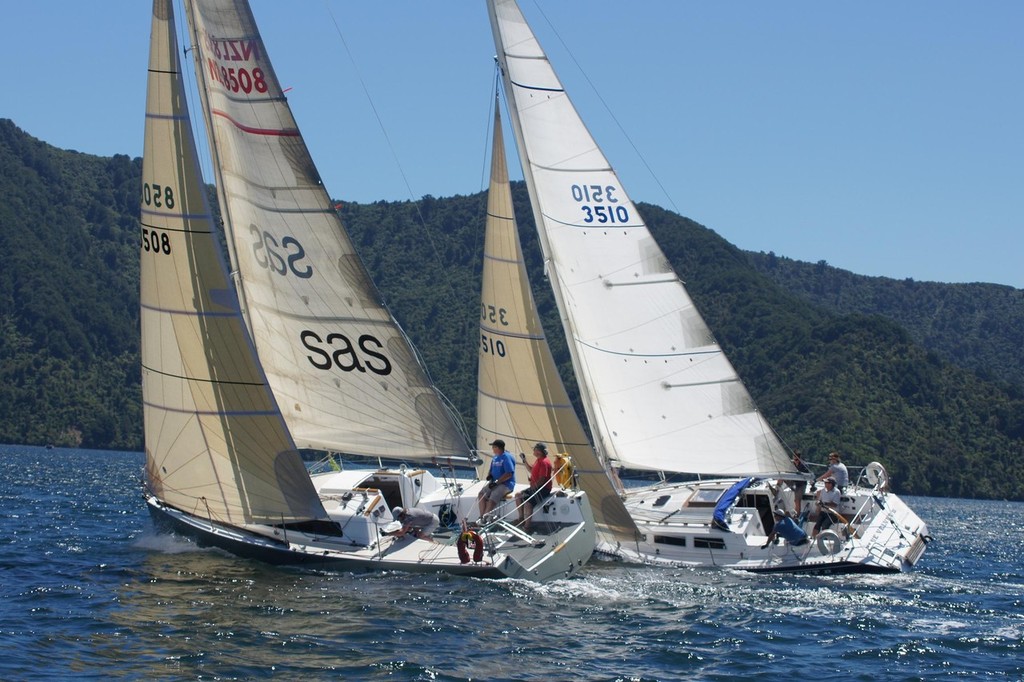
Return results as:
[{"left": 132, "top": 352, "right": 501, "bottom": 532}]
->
[{"left": 207, "top": 58, "right": 268, "bottom": 95}]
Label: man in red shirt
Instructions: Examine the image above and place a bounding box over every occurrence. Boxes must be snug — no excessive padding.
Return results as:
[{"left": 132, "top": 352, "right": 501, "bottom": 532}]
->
[{"left": 515, "top": 443, "right": 554, "bottom": 532}]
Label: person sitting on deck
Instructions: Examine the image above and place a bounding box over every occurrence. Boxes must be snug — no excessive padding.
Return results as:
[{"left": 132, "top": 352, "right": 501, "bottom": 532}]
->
[
  {"left": 515, "top": 443, "right": 554, "bottom": 532},
  {"left": 761, "top": 508, "right": 809, "bottom": 549},
  {"left": 812, "top": 477, "right": 842, "bottom": 539},
  {"left": 478, "top": 439, "right": 516, "bottom": 520},
  {"left": 816, "top": 451, "right": 850, "bottom": 492}
]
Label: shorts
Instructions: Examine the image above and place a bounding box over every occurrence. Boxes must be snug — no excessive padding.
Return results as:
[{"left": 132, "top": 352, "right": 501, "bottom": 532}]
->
[
  {"left": 413, "top": 516, "right": 439, "bottom": 537},
  {"left": 479, "top": 483, "right": 512, "bottom": 505},
  {"left": 519, "top": 486, "right": 552, "bottom": 506}
]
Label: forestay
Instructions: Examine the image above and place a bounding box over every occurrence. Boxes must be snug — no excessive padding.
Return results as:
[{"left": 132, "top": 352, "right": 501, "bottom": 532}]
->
[
  {"left": 141, "top": 0, "right": 326, "bottom": 525},
  {"left": 183, "top": 0, "right": 466, "bottom": 460},
  {"left": 487, "top": 0, "right": 792, "bottom": 476}
]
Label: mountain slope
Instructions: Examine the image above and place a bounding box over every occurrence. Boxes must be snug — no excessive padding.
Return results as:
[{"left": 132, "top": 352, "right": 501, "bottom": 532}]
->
[{"left": 0, "top": 120, "right": 1021, "bottom": 499}]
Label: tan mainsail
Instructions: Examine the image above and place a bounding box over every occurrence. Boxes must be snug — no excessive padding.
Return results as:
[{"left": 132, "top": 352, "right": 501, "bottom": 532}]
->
[
  {"left": 182, "top": 0, "right": 466, "bottom": 460},
  {"left": 477, "top": 104, "right": 637, "bottom": 542},
  {"left": 141, "top": 0, "right": 325, "bottom": 526}
]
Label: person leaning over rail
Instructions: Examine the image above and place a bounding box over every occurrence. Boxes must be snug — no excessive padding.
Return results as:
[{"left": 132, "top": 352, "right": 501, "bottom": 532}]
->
[{"left": 761, "top": 508, "right": 809, "bottom": 549}]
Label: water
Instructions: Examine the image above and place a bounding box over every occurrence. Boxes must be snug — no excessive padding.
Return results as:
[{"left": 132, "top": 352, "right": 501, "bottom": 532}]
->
[{"left": 1, "top": 445, "right": 1020, "bottom": 680}]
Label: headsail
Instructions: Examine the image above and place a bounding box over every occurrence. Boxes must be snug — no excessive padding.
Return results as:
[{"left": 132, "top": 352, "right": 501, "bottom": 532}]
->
[
  {"left": 477, "top": 103, "right": 637, "bottom": 539},
  {"left": 182, "top": 0, "right": 467, "bottom": 460},
  {"left": 487, "top": 0, "right": 793, "bottom": 477},
  {"left": 141, "top": 0, "right": 326, "bottom": 526}
]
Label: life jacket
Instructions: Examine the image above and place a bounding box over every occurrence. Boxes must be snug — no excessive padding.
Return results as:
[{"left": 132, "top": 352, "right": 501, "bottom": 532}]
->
[
  {"left": 554, "top": 454, "right": 574, "bottom": 488},
  {"left": 457, "top": 530, "right": 484, "bottom": 564}
]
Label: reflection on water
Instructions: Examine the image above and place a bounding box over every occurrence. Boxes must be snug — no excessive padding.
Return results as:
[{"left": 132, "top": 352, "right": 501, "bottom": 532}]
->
[{"left": 1, "top": 445, "right": 1022, "bottom": 680}]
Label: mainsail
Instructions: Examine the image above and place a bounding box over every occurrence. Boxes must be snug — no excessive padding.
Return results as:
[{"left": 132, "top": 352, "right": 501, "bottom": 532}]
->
[
  {"left": 181, "top": 0, "right": 466, "bottom": 460},
  {"left": 487, "top": 0, "right": 793, "bottom": 477},
  {"left": 141, "top": 0, "right": 326, "bottom": 526},
  {"left": 477, "top": 103, "right": 637, "bottom": 539}
]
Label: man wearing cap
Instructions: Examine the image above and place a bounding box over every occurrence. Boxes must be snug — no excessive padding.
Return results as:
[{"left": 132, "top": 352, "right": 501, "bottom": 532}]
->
[
  {"left": 812, "top": 477, "right": 841, "bottom": 539},
  {"left": 391, "top": 506, "right": 439, "bottom": 541},
  {"left": 761, "top": 508, "right": 809, "bottom": 549},
  {"left": 816, "top": 451, "right": 849, "bottom": 491},
  {"left": 478, "top": 439, "right": 516, "bottom": 519},
  {"left": 515, "top": 443, "right": 554, "bottom": 532}
]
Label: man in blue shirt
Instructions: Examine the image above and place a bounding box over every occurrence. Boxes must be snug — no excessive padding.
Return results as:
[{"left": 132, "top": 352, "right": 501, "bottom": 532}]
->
[
  {"left": 478, "top": 439, "right": 516, "bottom": 519},
  {"left": 761, "top": 508, "right": 809, "bottom": 549}
]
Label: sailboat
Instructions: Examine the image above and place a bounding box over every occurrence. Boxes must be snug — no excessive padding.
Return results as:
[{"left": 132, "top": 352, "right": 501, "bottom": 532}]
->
[
  {"left": 486, "top": 0, "right": 929, "bottom": 573},
  {"left": 140, "top": 0, "right": 594, "bottom": 581}
]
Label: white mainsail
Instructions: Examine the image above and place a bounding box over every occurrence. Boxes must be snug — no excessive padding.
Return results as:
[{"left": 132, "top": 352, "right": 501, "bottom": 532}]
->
[
  {"left": 487, "top": 0, "right": 793, "bottom": 477},
  {"left": 477, "top": 104, "right": 637, "bottom": 539},
  {"left": 182, "top": 0, "right": 466, "bottom": 460},
  {"left": 141, "top": 0, "right": 326, "bottom": 526}
]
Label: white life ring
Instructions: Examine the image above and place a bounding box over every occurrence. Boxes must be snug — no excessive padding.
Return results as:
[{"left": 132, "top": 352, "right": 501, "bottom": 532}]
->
[
  {"left": 864, "top": 461, "right": 888, "bottom": 489},
  {"left": 817, "top": 529, "right": 845, "bottom": 556}
]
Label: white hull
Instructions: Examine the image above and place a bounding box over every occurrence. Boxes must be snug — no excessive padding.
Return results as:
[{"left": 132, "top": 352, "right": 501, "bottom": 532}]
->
[
  {"left": 599, "top": 476, "right": 930, "bottom": 574},
  {"left": 148, "top": 466, "right": 595, "bottom": 582}
]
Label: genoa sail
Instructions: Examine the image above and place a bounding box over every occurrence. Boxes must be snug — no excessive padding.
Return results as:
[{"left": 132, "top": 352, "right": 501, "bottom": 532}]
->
[
  {"left": 487, "top": 0, "right": 793, "bottom": 477},
  {"left": 477, "top": 103, "right": 638, "bottom": 540},
  {"left": 181, "top": 0, "right": 467, "bottom": 461},
  {"left": 141, "top": 0, "right": 326, "bottom": 526}
]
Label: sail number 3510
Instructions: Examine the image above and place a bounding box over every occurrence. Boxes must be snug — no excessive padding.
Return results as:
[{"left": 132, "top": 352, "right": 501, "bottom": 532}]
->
[{"left": 571, "top": 184, "right": 629, "bottom": 224}]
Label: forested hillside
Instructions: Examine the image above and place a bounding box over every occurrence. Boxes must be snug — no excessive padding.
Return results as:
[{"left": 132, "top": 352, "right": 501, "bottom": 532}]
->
[
  {"left": 0, "top": 120, "right": 141, "bottom": 448},
  {"left": 1, "top": 120, "right": 1021, "bottom": 499},
  {"left": 746, "top": 252, "right": 1024, "bottom": 391}
]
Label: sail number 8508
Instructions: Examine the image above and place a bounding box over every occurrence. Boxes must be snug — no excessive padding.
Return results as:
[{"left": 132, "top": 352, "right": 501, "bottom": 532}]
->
[{"left": 571, "top": 183, "right": 629, "bottom": 224}]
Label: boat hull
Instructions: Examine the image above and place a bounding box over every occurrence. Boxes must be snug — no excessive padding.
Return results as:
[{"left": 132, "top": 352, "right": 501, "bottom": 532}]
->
[
  {"left": 146, "top": 490, "right": 594, "bottom": 582},
  {"left": 599, "top": 476, "right": 930, "bottom": 575}
]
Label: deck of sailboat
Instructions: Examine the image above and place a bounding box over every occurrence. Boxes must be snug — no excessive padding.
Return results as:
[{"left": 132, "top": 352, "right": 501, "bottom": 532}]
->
[
  {"left": 147, "top": 492, "right": 593, "bottom": 581},
  {"left": 606, "top": 476, "right": 929, "bottom": 573}
]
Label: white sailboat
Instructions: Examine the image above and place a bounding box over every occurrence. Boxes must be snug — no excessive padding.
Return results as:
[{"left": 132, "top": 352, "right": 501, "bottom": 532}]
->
[
  {"left": 486, "top": 0, "right": 929, "bottom": 573},
  {"left": 140, "top": 0, "right": 593, "bottom": 581}
]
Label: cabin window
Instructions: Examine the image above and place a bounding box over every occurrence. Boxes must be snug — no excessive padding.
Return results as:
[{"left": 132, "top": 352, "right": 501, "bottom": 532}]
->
[
  {"left": 653, "top": 535, "right": 686, "bottom": 547},
  {"left": 687, "top": 488, "right": 726, "bottom": 508},
  {"left": 694, "top": 537, "right": 726, "bottom": 550},
  {"left": 652, "top": 495, "right": 671, "bottom": 508}
]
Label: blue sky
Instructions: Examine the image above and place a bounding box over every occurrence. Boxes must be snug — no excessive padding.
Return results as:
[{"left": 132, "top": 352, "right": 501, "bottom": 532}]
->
[{"left": 2, "top": 1, "right": 1021, "bottom": 287}]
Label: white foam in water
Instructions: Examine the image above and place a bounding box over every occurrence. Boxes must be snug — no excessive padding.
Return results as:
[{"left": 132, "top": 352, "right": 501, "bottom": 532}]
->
[{"left": 134, "top": 531, "right": 201, "bottom": 554}]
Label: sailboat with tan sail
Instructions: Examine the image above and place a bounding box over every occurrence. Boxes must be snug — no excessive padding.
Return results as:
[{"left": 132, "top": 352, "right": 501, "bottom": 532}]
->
[
  {"left": 140, "top": 0, "right": 594, "bottom": 581},
  {"left": 476, "top": 99, "right": 639, "bottom": 552}
]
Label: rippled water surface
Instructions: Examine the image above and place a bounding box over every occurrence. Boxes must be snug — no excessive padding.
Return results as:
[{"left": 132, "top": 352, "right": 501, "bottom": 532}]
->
[{"left": 1, "top": 445, "right": 1020, "bottom": 680}]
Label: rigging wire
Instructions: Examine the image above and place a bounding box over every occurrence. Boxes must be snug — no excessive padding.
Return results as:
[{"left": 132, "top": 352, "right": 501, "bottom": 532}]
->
[
  {"left": 319, "top": 2, "right": 464, "bottom": 314},
  {"left": 318, "top": 0, "right": 474, "bottom": 448},
  {"left": 174, "top": 0, "right": 216, "bottom": 205},
  {"left": 526, "top": 0, "right": 682, "bottom": 217}
]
